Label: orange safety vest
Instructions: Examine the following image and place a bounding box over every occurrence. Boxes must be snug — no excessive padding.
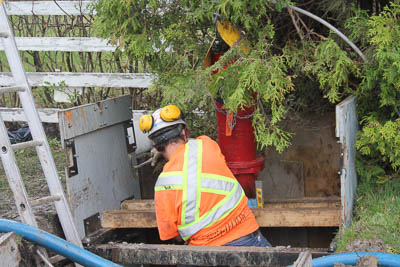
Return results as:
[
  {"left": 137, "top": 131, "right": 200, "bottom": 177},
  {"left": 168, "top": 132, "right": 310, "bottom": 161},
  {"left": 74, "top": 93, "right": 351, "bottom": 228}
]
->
[{"left": 154, "top": 136, "right": 259, "bottom": 246}]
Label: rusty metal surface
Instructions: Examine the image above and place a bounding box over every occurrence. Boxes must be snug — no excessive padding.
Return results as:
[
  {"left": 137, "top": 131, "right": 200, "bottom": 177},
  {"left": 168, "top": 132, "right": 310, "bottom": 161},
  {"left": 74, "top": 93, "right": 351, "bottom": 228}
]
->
[
  {"left": 59, "top": 96, "right": 132, "bottom": 142},
  {"left": 0, "top": 232, "right": 21, "bottom": 267},
  {"left": 60, "top": 96, "right": 140, "bottom": 239},
  {"left": 65, "top": 124, "right": 138, "bottom": 239},
  {"left": 90, "top": 243, "right": 330, "bottom": 266},
  {"left": 336, "top": 96, "right": 358, "bottom": 228}
]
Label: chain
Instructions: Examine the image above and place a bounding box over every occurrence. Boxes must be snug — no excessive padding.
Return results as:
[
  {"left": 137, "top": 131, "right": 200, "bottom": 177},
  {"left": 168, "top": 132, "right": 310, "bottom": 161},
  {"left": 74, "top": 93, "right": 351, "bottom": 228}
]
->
[{"left": 214, "top": 102, "right": 254, "bottom": 131}]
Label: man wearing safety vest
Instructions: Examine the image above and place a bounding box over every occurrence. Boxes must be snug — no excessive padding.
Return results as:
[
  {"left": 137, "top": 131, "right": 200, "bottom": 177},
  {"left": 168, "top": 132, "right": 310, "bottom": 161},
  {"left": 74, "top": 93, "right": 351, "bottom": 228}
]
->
[{"left": 139, "top": 105, "right": 271, "bottom": 246}]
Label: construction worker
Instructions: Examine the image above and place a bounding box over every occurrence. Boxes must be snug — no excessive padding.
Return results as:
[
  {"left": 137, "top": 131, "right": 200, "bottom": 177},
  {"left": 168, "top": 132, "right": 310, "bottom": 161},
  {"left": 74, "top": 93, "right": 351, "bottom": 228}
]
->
[{"left": 139, "top": 105, "right": 272, "bottom": 247}]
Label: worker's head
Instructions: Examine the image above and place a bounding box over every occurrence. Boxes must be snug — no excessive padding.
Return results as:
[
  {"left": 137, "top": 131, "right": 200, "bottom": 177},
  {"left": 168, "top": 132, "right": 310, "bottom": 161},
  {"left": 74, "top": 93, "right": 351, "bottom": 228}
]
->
[{"left": 139, "top": 105, "right": 187, "bottom": 153}]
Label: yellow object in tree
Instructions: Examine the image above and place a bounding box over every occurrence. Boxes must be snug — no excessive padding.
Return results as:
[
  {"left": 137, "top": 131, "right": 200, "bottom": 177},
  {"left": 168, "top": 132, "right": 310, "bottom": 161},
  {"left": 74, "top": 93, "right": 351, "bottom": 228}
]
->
[
  {"left": 204, "top": 36, "right": 216, "bottom": 68},
  {"left": 216, "top": 20, "right": 241, "bottom": 47}
]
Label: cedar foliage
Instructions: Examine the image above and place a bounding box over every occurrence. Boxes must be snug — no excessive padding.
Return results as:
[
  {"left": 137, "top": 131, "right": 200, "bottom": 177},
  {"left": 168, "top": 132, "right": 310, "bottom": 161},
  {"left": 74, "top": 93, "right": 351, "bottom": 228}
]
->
[{"left": 95, "top": 0, "right": 400, "bottom": 179}]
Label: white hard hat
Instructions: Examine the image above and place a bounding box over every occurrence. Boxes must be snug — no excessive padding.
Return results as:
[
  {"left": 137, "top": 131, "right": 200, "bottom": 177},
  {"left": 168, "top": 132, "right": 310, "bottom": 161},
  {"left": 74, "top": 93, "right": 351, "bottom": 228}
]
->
[
  {"left": 139, "top": 105, "right": 186, "bottom": 139},
  {"left": 148, "top": 107, "right": 186, "bottom": 137}
]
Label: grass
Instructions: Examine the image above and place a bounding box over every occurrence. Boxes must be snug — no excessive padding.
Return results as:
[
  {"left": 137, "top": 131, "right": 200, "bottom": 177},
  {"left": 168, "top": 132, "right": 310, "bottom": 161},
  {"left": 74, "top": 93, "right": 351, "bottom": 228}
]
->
[
  {"left": 0, "top": 137, "right": 67, "bottom": 216},
  {"left": 336, "top": 177, "right": 400, "bottom": 253}
]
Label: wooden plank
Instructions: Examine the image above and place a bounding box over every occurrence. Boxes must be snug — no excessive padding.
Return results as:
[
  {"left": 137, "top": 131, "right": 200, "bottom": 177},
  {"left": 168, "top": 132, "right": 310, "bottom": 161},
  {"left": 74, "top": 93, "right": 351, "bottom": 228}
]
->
[
  {"left": 265, "top": 197, "right": 340, "bottom": 209},
  {"left": 120, "top": 197, "right": 341, "bottom": 210},
  {"left": 90, "top": 243, "right": 330, "bottom": 266},
  {"left": 0, "top": 107, "right": 60, "bottom": 123},
  {"left": 101, "top": 206, "right": 340, "bottom": 228},
  {"left": 0, "top": 37, "right": 117, "bottom": 52},
  {"left": 4, "top": 1, "right": 95, "bottom": 16},
  {"left": 253, "top": 208, "right": 340, "bottom": 227},
  {"left": 101, "top": 210, "right": 157, "bottom": 228},
  {"left": 0, "top": 72, "right": 154, "bottom": 88},
  {"left": 267, "top": 197, "right": 340, "bottom": 203}
]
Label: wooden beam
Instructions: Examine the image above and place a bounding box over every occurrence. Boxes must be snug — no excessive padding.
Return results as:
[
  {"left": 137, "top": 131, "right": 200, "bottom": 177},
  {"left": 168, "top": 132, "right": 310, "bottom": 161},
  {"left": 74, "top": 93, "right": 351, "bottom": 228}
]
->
[
  {"left": 252, "top": 207, "right": 340, "bottom": 227},
  {"left": 120, "top": 197, "right": 341, "bottom": 210},
  {"left": 0, "top": 37, "right": 117, "bottom": 52},
  {"left": 0, "top": 72, "right": 154, "bottom": 88},
  {"left": 90, "top": 243, "right": 330, "bottom": 266},
  {"left": 4, "top": 1, "right": 95, "bottom": 16},
  {"left": 101, "top": 210, "right": 157, "bottom": 228},
  {"left": 265, "top": 197, "right": 340, "bottom": 209},
  {"left": 101, "top": 204, "right": 340, "bottom": 228},
  {"left": 0, "top": 108, "right": 60, "bottom": 123}
]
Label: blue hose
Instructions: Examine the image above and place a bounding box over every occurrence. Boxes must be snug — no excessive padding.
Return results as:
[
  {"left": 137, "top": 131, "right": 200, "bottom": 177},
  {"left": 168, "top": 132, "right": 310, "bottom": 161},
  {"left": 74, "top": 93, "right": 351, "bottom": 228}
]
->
[
  {"left": 0, "top": 219, "right": 122, "bottom": 267},
  {"left": 312, "top": 252, "right": 400, "bottom": 267}
]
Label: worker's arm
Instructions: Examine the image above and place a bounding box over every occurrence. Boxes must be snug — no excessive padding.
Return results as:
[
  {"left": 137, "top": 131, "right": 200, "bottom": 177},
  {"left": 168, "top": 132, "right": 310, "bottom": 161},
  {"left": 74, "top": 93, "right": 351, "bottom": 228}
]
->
[{"left": 154, "top": 189, "right": 180, "bottom": 241}]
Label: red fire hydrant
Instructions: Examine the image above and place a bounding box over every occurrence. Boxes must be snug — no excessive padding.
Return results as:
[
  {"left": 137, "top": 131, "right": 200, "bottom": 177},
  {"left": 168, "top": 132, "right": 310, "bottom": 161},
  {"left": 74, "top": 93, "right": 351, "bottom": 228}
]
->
[{"left": 212, "top": 53, "right": 265, "bottom": 198}]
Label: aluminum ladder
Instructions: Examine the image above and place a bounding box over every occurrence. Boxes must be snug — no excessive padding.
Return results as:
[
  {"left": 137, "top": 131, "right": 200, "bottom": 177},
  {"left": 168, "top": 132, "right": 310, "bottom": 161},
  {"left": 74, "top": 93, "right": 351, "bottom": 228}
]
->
[{"left": 0, "top": 1, "right": 82, "bottom": 264}]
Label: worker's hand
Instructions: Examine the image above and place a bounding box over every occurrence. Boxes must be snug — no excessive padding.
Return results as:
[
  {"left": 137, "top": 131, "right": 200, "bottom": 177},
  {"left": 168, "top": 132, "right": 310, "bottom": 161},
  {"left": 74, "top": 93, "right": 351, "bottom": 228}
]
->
[
  {"left": 174, "top": 235, "right": 184, "bottom": 244},
  {"left": 132, "top": 148, "right": 163, "bottom": 169},
  {"left": 150, "top": 147, "right": 163, "bottom": 167}
]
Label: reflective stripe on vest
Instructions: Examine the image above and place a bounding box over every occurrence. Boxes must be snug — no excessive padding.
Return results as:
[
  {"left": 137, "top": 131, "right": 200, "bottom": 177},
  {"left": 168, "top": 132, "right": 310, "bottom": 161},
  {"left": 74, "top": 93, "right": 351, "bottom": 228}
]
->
[{"left": 155, "top": 139, "right": 245, "bottom": 240}]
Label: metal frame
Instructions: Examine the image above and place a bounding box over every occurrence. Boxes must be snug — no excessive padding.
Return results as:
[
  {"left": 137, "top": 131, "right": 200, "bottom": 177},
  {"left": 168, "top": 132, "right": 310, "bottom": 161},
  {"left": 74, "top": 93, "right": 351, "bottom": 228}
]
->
[{"left": 59, "top": 96, "right": 140, "bottom": 239}]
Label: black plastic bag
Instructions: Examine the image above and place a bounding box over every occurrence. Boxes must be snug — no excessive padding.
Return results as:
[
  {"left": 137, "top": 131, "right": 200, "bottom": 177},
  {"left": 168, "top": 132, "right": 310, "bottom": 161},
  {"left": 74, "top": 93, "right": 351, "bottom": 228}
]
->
[{"left": 8, "top": 126, "right": 32, "bottom": 144}]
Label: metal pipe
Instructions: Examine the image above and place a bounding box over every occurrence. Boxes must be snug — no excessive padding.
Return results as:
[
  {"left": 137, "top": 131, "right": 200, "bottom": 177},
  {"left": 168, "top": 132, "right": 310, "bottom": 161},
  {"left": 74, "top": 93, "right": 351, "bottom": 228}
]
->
[
  {"left": 288, "top": 5, "right": 367, "bottom": 62},
  {"left": 0, "top": 219, "right": 122, "bottom": 267},
  {"left": 311, "top": 252, "right": 400, "bottom": 267},
  {"left": 268, "top": 0, "right": 367, "bottom": 62}
]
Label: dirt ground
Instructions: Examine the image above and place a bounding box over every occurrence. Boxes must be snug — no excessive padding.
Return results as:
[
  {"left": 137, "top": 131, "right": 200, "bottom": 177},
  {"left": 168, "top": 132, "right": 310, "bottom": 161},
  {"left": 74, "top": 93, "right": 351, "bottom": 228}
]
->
[{"left": 340, "top": 238, "right": 389, "bottom": 253}]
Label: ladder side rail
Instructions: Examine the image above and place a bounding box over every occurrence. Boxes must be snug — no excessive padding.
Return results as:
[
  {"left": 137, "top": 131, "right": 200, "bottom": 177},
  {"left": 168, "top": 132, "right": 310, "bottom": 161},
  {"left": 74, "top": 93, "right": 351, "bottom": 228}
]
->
[
  {"left": 0, "top": 3, "right": 82, "bottom": 248},
  {"left": 0, "top": 114, "right": 38, "bottom": 227}
]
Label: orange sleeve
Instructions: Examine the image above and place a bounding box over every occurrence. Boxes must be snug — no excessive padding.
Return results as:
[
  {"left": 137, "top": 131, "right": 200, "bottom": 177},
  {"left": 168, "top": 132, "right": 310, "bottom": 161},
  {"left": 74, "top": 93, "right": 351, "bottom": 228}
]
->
[{"left": 154, "top": 189, "right": 180, "bottom": 240}]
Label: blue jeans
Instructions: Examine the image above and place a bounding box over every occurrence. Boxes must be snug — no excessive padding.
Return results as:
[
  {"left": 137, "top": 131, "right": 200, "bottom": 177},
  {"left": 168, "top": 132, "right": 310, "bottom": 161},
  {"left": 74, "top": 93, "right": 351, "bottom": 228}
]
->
[{"left": 223, "top": 230, "right": 272, "bottom": 247}]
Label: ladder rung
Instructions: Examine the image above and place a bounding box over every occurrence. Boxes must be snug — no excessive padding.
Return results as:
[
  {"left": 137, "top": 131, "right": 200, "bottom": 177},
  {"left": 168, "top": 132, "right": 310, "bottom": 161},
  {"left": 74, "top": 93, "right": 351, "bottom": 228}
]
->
[
  {"left": 31, "top": 195, "right": 61, "bottom": 207},
  {"left": 11, "top": 140, "right": 43, "bottom": 150},
  {"left": 0, "top": 31, "right": 9, "bottom": 38},
  {"left": 0, "top": 85, "right": 26, "bottom": 94}
]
